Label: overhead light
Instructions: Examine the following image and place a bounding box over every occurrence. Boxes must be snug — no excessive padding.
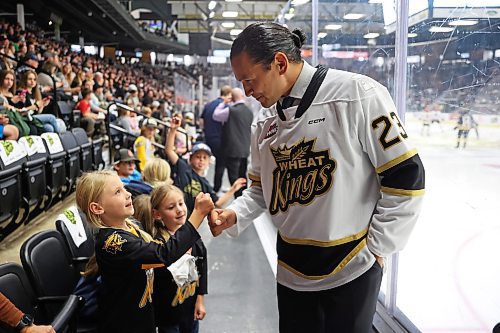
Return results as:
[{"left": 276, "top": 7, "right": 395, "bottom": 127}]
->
[
  {"left": 221, "top": 22, "right": 235, "bottom": 28},
  {"left": 408, "top": 33, "right": 418, "bottom": 38},
  {"left": 292, "top": 0, "right": 310, "bottom": 6},
  {"left": 208, "top": 1, "right": 217, "bottom": 10},
  {"left": 448, "top": 19, "right": 478, "bottom": 26},
  {"left": 318, "top": 32, "right": 327, "bottom": 39},
  {"left": 230, "top": 29, "right": 243, "bottom": 36},
  {"left": 429, "top": 26, "right": 454, "bottom": 33},
  {"left": 325, "top": 24, "right": 342, "bottom": 30},
  {"left": 48, "top": 20, "right": 53, "bottom": 26},
  {"left": 368, "top": 0, "right": 383, "bottom": 3},
  {"left": 222, "top": 11, "right": 238, "bottom": 18},
  {"left": 284, "top": 13, "right": 295, "bottom": 20},
  {"left": 209, "top": 11, "right": 215, "bottom": 18},
  {"left": 343, "top": 13, "right": 364, "bottom": 20},
  {"left": 225, "top": 0, "right": 242, "bottom": 2},
  {"left": 363, "top": 32, "right": 380, "bottom": 39}
]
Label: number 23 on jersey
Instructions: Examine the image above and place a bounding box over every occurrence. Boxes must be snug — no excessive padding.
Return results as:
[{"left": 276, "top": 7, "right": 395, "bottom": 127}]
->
[{"left": 371, "top": 111, "right": 408, "bottom": 150}]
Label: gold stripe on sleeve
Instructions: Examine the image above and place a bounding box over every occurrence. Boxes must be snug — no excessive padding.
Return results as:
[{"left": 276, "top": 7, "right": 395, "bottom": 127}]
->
[
  {"left": 381, "top": 186, "right": 425, "bottom": 197},
  {"left": 248, "top": 173, "right": 261, "bottom": 182},
  {"left": 376, "top": 149, "right": 418, "bottom": 174}
]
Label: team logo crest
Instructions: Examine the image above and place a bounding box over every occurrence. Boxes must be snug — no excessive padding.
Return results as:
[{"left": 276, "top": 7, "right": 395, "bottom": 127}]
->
[
  {"left": 265, "top": 122, "right": 278, "bottom": 139},
  {"left": 63, "top": 209, "right": 77, "bottom": 224},
  {"left": 0, "top": 141, "right": 14, "bottom": 156},
  {"left": 269, "top": 138, "right": 335, "bottom": 215},
  {"left": 103, "top": 232, "right": 127, "bottom": 254}
]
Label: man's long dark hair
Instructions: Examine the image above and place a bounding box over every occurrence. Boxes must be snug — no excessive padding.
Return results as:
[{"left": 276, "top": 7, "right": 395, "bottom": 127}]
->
[{"left": 230, "top": 22, "right": 306, "bottom": 69}]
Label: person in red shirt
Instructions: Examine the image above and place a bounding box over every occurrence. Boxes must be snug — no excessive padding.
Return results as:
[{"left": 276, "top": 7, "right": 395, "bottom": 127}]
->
[{"left": 77, "top": 87, "right": 98, "bottom": 137}]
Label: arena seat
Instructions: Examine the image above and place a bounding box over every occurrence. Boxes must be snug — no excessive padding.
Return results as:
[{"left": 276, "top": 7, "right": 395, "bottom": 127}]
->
[
  {"left": 90, "top": 137, "right": 104, "bottom": 171},
  {"left": 59, "top": 132, "right": 81, "bottom": 197},
  {"left": 57, "top": 101, "right": 79, "bottom": 130},
  {"left": 71, "top": 128, "right": 93, "bottom": 173},
  {"left": 0, "top": 262, "right": 83, "bottom": 333},
  {"left": 0, "top": 140, "right": 28, "bottom": 241},
  {"left": 41, "top": 133, "right": 67, "bottom": 208},
  {"left": 55, "top": 209, "right": 95, "bottom": 274},
  {"left": 18, "top": 136, "right": 49, "bottom": 224},
  {"left": 20, "top": 230, "right": 81, "bottom": 321}
]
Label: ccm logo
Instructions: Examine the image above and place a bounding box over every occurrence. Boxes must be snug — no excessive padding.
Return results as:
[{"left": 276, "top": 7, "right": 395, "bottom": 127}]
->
[{"left": 308, "top": 118, "right": 325, "bottom": 124}]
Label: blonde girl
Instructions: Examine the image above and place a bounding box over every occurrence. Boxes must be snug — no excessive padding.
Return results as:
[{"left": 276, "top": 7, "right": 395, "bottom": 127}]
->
[
  {"left": 143, "top": 157, "right": 173, "bottom": 188},
  {"left": 75, "top": 170, "right": 213, "bottom": 333},
  {"left": 135, "top": 184, "right": 208, "bottom": 333}
]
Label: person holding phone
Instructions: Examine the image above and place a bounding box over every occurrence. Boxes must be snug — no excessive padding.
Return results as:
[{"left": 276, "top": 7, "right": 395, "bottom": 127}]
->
[{"left": 16, "top": 70, "right": 60, "bottom": 133}]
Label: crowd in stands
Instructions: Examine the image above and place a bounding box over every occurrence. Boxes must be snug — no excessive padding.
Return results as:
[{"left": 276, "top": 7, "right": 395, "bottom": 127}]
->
[{"left": 0, "top": 19, "right": 214, "bottom": 145}]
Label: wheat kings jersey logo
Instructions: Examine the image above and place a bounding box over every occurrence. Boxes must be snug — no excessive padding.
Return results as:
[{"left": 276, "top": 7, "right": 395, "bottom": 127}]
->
[{"left": 269, "top": 138, "right": 336, "bottom": 215}]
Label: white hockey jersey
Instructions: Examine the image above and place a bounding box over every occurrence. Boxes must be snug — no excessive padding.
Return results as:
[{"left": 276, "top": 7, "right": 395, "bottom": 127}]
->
[{"left": 227, "top": 61, "right": 425, "bottom": 292}]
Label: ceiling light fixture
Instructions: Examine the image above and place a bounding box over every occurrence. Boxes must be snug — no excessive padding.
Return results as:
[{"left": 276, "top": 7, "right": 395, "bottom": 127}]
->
[
  {"left": 230, "top": 29, "right": 243, "bottom": 36},
  {"left": 368, "top": 0, "right": 384, "bottom": 3},
  {"left": 325, "top": 24, "right": 342, "bottom": 30},
  {"left": 225, "top": 0, "right": 242, "bottom": 2},
  {"left": 221, "top": 22, "right": 235, "bottom": 28},
  {"left": 208, "top": 1, "right": 217, "bottom": 10},
  {"left": 408, "top": 33, "right": 418, "bottom": 37},
  {"left": 429, "top": 26, "right": 454, "bottom": 33},
  {"left": 318, "top": 32, "right": 327, "bottom": 39},
  {"left": 222, "top": 11, "right": 238, "bottom": 18},
  {"left": 292, "top": 0, "right": 310, "bottom": 6},
  {"left": 343, "top": 13, "right": 364, "bottom": 20},
  {"left": 363, "top": 32, "right": 380, "bottom": 39},
  {"left": 448, "top": 19, "right": 478, "bottom": 26}
]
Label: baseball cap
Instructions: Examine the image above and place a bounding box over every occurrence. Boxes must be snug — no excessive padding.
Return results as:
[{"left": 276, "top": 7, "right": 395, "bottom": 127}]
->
[
  {"left": 142, "top": 118, "right": 158, "bottom": 128},
  {"left": 128, "top": 84, "right": 138, "bottom": 92},
  {"left": 23, "top": 52, "right": 38, "bottom": 62},
  {"left": 184, "top": 112, "right": 194, "bottom": 120},
  {"left": 114, "top": 148, "right": 138, "bottom": 164},
  {"left": 191, "top": 142, "right": 212, "bottom": 156}
]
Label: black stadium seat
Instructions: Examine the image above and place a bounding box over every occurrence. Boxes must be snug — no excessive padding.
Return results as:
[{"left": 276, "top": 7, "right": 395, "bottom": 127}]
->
[
  {"left": 0, "top": 262, "right": 83, "bottom": 333},
  {"left": 55, "top": 208, "right": 95, "bottom": 273},
  {"left": 41, "top": 133, "right": 67, "bottom": 208},
  {"left": 20, "top": 230, "right": 81, "bottom": 321},
  {"left": 72, "top": 128, "right": 93, "bottom": 173},
  {"left": 18, "top": 136, "right": 49, "bottom": 224},
  {"left": 59, "top": 132, "right": 81, "bottom": 197},
  {"left": 0, "top": 140, "right": 28, "bottom": 241},
  {"left": 57, "top": 100, "right": 79, "bottom": 130},
  {"left": 90, "top": 137, "right": 104, "bottom": 171}
]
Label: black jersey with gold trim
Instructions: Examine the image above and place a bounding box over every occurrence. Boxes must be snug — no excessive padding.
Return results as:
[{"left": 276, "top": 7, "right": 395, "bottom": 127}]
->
[
  {"left": 95, "top": 222, "right": 200, "bottom": 332},
  {"left": 227, "top": 61, "right": 425, "bottom": 292}
]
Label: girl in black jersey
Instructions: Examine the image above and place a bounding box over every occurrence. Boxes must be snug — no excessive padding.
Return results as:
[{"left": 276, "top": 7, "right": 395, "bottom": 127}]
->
[
  {"left": 135, "top": 184, "right": 208, "bottom": 333},
  {"left": 75, "top": 170, "right": 214, "bottom": 333}
]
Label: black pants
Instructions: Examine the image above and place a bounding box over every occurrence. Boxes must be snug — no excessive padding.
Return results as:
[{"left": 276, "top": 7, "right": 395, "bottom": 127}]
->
[
  {"left": 277, "top": 262, "right": 382, "bottom": 333},
  {"left": 225, "top": 156, "right": 248, "bottom": 198}
]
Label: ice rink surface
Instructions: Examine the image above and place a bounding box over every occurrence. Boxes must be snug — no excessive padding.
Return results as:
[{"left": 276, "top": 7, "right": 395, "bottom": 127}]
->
[{"left": 396, "top": 116, "right": 500, "bottom": 332}]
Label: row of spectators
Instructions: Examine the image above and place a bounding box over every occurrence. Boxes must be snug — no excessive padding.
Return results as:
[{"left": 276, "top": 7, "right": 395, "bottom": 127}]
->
[{"left": 0, "top": 19, "right": 212, "bottom": 142}]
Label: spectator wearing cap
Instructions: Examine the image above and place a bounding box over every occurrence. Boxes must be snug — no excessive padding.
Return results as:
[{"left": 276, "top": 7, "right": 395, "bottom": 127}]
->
[
  {"left": 126, "top": 84, "right": 140, "bottom": 109},
  {"left": 134, "top": 117, "right": 157, "bottom": 171},
  {"left": 16, "top": 51, "right": 39, "bottom": 75},
  {"left": 165, "top": 114, "right": 246, "bottom": 213},
  {"left": 113, "top": 148, "right": 142, "bottom": 185}
]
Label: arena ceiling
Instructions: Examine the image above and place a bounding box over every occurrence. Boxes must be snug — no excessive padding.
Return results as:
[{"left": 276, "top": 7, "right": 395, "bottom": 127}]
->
[{"left": 1, "top": 0, "right": 500, "bottom": 57}]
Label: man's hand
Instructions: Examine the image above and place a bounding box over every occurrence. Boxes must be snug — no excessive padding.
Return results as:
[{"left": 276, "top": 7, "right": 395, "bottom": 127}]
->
[
  {"left": 375, "top": 255, "right": 385, "bottom": 268},
  {"left": 208, "top": 209, "right": 237, "bottom": 237}
]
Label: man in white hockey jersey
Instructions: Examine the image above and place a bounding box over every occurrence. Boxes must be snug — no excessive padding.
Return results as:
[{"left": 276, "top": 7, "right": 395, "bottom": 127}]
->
[{"left": 208, "top": 22, "right": 425, "bottom": 333}]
